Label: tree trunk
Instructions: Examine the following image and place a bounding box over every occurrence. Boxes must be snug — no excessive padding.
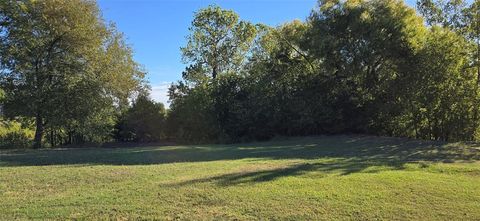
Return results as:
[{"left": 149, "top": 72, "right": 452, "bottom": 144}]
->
[
  {"left": 33, "top": 114, "right": 44, "bottom": 149},
  {"left": 212, "top": 66, "right": 217, "bottom": 79},
  {"left": 68, "top": 131, "right": 73, "bottom": 145},
  {"left": 50, "top": 129, "right": 56, "bottom": 147}
]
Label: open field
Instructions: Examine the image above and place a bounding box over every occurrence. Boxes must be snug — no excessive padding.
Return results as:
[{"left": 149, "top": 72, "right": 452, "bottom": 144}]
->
[{"left": 1, "top": 135, "right": 480, "bottom": 220}]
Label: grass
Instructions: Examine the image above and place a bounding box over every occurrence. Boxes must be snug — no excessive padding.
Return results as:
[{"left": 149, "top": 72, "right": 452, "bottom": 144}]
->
[{"left": 1, "top": 135, "right": 480, "bottom": 220}]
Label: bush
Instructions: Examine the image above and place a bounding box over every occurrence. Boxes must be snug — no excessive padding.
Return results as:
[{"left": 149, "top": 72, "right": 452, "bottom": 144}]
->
[{"left": 0, "top": 120, "right": 34, "bottom": 149}]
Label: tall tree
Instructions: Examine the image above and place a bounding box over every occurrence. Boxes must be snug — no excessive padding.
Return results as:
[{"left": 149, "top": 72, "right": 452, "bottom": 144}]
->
[
  {"left": 181, "top": 5, "right": 257, "bottom": 80},
  {"left": 412, "top": 27, "right": 477, "bottom": 140},
  {"left": 0, "top": 0, "right": 144, "bottom": 148},
  {"left": 306, "top": 0, "right": 427, "bottom": 133}
]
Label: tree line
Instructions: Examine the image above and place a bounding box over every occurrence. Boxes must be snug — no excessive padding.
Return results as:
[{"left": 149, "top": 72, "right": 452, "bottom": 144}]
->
[
  {"left": 166, "top": 0, "right": 480, "bottom": 143},
  {"left": 1, "top": 0, "right": 479, "bottom": 148}
]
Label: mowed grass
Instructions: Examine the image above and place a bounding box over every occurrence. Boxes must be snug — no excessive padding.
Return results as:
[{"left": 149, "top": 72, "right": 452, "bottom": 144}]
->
[{"left": 1, "top": 136, "right": 480, "bottom": 220}]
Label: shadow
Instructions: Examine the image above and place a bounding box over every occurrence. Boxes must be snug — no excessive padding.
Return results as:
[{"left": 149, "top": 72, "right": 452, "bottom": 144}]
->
[
  {"left": 169, "top": 163, "right": 321, "bottom": 186},
  {"left": 166, "top": 159, "right": 408, "bottom": 187},
  {"left": 1, "top": 135, "right": 479, "bottom": 184}
]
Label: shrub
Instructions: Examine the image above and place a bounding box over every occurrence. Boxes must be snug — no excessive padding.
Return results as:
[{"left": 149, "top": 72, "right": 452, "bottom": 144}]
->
[{"left": 0, "top": 120, "right": 34, "bottom": 149}]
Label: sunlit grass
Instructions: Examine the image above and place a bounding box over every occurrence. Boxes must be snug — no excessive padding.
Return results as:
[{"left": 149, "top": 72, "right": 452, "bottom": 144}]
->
[{"left": 1, "top": 135, "right": 479, "bottom": 220}]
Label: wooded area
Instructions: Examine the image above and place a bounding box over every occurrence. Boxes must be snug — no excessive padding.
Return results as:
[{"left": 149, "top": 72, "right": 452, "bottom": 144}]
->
[{"left": 1, "top": 0, "right": 479, "bottom": 148}]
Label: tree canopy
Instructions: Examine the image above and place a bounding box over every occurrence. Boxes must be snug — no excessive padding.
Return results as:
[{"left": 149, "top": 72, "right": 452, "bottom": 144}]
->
[
  {"left": 2, "top": 0, "right": 480, "bottom": 148},
  {"left": 0, "top": 0, "right": 145, "bottom": 148},
  {"left": 167, "top": 0, "right": 480, "bottom": 143}
]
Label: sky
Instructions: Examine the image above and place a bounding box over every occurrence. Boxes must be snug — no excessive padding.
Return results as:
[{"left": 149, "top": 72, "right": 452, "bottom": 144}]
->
[{"left": 97, "top": 0, "right": 418, "bottom": 106}]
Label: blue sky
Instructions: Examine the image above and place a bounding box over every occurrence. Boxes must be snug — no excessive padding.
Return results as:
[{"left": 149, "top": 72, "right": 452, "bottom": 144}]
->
[{"left": 97, "top": 0, "right": 417, "bottom": 105}]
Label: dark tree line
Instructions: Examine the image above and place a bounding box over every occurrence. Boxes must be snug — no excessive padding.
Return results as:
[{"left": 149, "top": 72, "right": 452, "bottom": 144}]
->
[
  {"left": 1, "top": 0, "right": 480, "bottom": 148},
  {"left": 167, "top": 0, "right": 480, "bottom": 143}
]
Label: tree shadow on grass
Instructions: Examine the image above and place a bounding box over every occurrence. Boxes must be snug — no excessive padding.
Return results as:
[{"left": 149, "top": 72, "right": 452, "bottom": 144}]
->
[
  {"left": 1, "top": 136, "right": 479, "bottom": 178},
  {"left": 165, "top": 159, "right": 409, "bottom": 187}
]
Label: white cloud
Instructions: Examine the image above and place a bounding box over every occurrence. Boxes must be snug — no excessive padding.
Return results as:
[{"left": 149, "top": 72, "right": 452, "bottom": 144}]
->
[{"left": 150, "top": 82, "right": 172, "bottom": 107}]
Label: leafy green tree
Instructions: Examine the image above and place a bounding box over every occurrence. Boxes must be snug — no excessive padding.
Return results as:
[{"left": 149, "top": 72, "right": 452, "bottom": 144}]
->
[
  {"left": 306, "top": 0, "right": 426, "bottom": 133},
  {"left": 167, "top": 82, "right": 219, "bottom": 142},
  {"left": 115, "top": 95, "right": 166, "bottom": 142},
  {"left": 410, "top": 27, "right": 478, "bottom": 140},
  {"left": 417, "top": 0, "right": 479, "bottom": 82},
  {"left": 0, "top": 0, "right": 144, "bottom": 148},
  {"left": 181, "top": 5, "right": 257, "bottom": 80},
  {"left": 245, "top": 20, "right": 322, "bottom": 137},
  {"left": 168, "top": 5, "right": 259, "bottom": 142}
]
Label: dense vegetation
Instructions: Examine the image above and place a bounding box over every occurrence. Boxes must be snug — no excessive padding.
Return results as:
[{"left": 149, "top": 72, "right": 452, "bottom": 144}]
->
[
  {"left": 167, "top": 0, "right": 480, "bottom": 143},
  {"left": 1, "top": 0, "right": 480, "bottom": 148}
]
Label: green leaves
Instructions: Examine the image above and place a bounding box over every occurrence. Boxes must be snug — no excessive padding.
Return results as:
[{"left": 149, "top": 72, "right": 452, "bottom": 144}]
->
[
  {"left": 0, "top": 0, "right": 145, "bottom": 147},
  {"left": 0, "top": 89, "right": 4, "bottom": 102},
  {"left": 115, "top": 95, "right": 166, "bottom": 142},
  {"left": 181, "top": 5, "right": 257, "bottom": 80},
  {"left": 169, "top": 1, "right": 480, "bottom": 143},
  {"left": 410, "top": 27, "right": 477, "bottom": 140}
]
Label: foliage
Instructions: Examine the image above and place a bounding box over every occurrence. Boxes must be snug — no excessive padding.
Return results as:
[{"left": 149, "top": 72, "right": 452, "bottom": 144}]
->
[
  {"left": 167, "top": 81, "right": 219, "bottom": 143},
  {"left": 2, "top": 0, "right": 480, "bottom": 147},
  {"left": 167, "top": 1, "right": 480, "bottom": 143},
  {"left": 0, "top": 0, "right": 145, "bottom": 148},
  {"left": 181, "top": 5, "right": 257, "bottom": 80},
  {"left": 114, "top": 95, "right": 166, "bottom": 142},
  {"left": 400, "top": 27, "right": 478, "bottom": 140},
  {"left": 0, "top": 119, "right": 34, "bottom": 149},
  {"left": 0, "top": 89, "right": 4, "bottom": 101}
]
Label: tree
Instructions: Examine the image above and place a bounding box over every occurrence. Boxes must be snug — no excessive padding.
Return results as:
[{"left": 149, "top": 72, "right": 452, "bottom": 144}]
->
[
  {"left": 412, "top": 27, "right": 478, "bottom": 140},
  {"left": 166, "top": 2, "right": 480, "bottom": 144},
  {"left": 115, "top": 95, "right": 166, "bottom": 142},
  {"left": 167, "top": 82, "right": 219, "bottom": 142},
  {"left": 244, "top": 20, "right": 323, "bottom": 137},
  {"left": 416, "top": 0, "right": 480, "bottom": 141},
  {"left": 306, "top": 0, "right": 426, "bottom": 134},
  {"left": 181, "top": 5, "right": 257, "bottom": 80},
  {"left": 167, "top": 5, "right": 259, "bottom": 142},
  {"left": 0, "top": 0, "right": 144, "bottom": 148},
  {"left": 417, "top": 0, "right": 479, "bottom": 82}
]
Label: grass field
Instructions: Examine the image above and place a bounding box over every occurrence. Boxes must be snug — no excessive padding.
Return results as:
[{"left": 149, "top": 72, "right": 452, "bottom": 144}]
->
[{"left": 1, "top": 135, "right": 480, "bottom": 220}]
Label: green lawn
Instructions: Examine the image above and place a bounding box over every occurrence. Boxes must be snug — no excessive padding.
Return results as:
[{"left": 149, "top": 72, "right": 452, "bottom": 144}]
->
[{"left": 1, "top": 135, "right": 480, "bottom": 220}]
